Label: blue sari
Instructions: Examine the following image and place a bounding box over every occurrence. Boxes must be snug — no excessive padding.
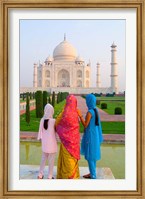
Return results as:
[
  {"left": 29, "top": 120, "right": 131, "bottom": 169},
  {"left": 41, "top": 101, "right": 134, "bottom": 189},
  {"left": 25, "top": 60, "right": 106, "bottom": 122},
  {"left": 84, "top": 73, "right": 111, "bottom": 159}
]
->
[{"left": 81, "top": 94, "right": 103, "bottom": 178}]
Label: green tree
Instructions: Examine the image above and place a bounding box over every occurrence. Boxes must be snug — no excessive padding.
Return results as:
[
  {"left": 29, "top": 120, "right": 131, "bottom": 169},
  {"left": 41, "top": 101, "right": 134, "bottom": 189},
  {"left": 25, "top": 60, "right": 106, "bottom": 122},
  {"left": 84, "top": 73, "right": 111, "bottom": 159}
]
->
[
  {"left": 35, "top": 90, "right": 43, "bottom": 118},
  {"left": 25, "top": 93, "right": 30, "bottom": 125},
  {"left": 114, "top": 107, "right": 122, "bottom": 115},
  {"left": 60, "top": 92, "right": 63, "bottom": 102},
  {"left": 43, "top": 91, "right": 48, "bottom": 109},
  {"left": 57, "top": 92, "right": 60, "bottom": 104},
  {"left": 33, "top": 92, "right": 35, "bottom": 99},
  {"left": 101, "top": 103, "right": 107, "bottom": 109},
  {"left": 52, "top": 91, "right": 55, "bottom": 107},
  {"left": 48, "top": 96, "right": 52, "bottom": 104},
  {"left": 22, "top": 93, "right": 25, "bottom": 101},
  {"left": 29, "top": 92, "right": 32, "bottom": 100}
]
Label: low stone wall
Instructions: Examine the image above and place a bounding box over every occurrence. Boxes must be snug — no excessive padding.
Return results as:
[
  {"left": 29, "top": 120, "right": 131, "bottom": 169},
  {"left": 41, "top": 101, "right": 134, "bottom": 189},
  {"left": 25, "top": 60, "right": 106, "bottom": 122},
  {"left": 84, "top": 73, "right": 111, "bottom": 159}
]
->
[{"left": 20, "top": 87, "right": 115, "bottom": 94}]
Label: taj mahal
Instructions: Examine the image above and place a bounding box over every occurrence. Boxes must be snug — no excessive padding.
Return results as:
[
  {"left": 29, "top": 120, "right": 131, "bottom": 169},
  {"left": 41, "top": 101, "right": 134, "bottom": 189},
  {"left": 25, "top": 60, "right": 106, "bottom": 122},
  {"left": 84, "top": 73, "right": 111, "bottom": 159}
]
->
[{"left": 20, "top": 35, "right": 119, "bottom": 94}]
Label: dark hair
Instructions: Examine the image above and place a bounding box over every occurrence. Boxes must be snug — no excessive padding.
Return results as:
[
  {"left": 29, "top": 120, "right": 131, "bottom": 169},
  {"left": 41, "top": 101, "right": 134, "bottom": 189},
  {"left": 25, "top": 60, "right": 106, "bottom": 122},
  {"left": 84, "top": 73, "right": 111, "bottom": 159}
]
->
[
  {"left": 44, "top": 119, "right": 49, "bottom": 130},
  {"left": 93, "top": 108, "right": 99, "bottom": 126}
]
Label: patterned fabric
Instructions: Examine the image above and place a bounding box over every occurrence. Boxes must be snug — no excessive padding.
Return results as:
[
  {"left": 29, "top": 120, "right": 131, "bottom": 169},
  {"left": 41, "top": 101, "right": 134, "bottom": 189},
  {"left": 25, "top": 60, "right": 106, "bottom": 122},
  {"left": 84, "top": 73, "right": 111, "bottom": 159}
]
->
[
  {"left": 57, "top": 143, "right": 80, "bottom": 179},
  {"left": 56, "top": 95, "right": 80, "bottom": 160},
  {"left": 81, "top": 94, "right": 103, "bottom": 161}
]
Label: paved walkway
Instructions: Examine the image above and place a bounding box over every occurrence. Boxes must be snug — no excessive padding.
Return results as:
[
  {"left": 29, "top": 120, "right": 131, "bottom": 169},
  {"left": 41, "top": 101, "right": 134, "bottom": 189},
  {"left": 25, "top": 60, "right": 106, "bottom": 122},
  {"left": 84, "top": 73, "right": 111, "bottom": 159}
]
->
[
  {"left": 76, "top": 96, "right": 125, "bottom": 122},
  {"left": 20, "top": 165, "right": 115, "bottom": 179}
]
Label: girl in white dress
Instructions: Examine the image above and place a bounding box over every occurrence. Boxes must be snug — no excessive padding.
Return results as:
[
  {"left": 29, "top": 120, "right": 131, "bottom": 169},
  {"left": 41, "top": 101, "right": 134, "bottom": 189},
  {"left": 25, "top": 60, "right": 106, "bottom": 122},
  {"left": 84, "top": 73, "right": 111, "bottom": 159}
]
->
[{"left": 37, "top": 103, "right": 57, "bottom": 179}]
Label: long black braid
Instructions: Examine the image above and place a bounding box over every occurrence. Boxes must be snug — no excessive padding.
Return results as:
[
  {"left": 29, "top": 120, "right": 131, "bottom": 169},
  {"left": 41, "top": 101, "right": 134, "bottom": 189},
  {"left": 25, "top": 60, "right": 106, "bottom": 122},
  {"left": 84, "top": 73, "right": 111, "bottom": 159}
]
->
[
  {"left": 44, "top": 119, "right": 49, "bottom": 130},
  {"left": 93, "top": 108, "right": 99, "bottom": 126}
]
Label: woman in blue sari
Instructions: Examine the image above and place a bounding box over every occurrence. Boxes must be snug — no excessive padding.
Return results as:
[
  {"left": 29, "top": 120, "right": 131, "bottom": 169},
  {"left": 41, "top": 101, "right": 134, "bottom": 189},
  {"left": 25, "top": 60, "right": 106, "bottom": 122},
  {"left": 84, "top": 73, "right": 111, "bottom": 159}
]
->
[{"left": 78, "top": 94, "right": 103, "bottom": 179}]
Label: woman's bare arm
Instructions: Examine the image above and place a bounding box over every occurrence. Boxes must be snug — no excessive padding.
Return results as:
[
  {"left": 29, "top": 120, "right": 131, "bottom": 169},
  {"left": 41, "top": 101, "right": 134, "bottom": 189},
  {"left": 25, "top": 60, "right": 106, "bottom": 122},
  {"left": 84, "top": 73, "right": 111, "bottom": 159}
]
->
[{"left": 79, "top": 112, "right": 92, "bottom": 128}]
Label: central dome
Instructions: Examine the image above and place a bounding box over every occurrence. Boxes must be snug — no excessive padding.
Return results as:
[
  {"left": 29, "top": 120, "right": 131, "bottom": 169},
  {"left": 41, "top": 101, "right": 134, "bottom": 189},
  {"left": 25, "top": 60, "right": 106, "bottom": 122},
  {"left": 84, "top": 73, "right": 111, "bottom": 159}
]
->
[{"left": 53, "top": 36, "right": 77, "bottom": 61}]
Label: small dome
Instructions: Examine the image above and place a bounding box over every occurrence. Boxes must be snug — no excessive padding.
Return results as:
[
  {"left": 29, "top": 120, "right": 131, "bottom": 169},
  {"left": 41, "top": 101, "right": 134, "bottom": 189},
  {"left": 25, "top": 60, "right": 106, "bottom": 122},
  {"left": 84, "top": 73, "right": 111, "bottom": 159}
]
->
[
  {"left": 53, "top": 37, "right": 77, "bottom": 61},
  {"left": 45, "top": 56, "right": 53, "bottom": 62},
  {"left": 111, "top": 42, "right": 117, "bottom": 48},
  {"left": 76, "top": 56, "right": 84, "bottom": 62}
]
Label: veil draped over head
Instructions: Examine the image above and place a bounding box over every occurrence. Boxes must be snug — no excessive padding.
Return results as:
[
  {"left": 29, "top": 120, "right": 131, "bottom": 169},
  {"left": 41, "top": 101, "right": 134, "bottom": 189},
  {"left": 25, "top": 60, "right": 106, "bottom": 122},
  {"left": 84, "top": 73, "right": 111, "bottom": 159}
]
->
[
  {"left": 86, "top": 93, "right": 96, "bottom": 109},
  {"left": 56, "top": 95, "right": 80, "bottom": 160},
  {"left": 86, "top": 93, "right": 103, "bottom": 143},
  {"left": 37, "top": 103, "right": 54, "bottom": 140},
  {"left": 81, "top": 93, "right": 103, "bottom": 161},
  {"left": 43, "top": 104, "right": 54, "bottom": 119}
]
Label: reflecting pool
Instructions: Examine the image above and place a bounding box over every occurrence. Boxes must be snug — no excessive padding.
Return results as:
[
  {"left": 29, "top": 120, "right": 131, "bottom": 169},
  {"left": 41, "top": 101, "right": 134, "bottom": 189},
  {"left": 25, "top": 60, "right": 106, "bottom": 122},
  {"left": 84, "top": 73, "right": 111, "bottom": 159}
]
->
[{"left": 20, "top": 141, "right": 125, "bottom": 179}]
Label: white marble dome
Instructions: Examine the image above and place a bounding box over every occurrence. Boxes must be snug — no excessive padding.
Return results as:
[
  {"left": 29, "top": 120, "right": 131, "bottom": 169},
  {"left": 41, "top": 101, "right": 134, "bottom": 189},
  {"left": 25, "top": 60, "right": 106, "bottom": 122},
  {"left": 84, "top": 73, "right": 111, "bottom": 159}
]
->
[{"left": 53, "top": 37, "right": 77, "bottom": 61}]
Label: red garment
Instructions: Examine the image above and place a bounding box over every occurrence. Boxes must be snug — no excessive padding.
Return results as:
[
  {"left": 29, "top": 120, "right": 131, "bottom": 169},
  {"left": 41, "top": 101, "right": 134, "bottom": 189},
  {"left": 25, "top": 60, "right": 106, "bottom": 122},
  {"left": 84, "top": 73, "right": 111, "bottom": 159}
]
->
[{"left": 56, "top": 95, "right": 80, "bottom": 160}]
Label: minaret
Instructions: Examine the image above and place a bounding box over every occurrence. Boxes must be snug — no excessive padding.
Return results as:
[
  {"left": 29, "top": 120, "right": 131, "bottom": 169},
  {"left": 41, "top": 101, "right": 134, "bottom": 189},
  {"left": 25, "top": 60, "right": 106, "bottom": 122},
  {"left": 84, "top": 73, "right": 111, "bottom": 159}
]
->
[
  {"left": 33, "top": 63, "right": 38, "bottom": 88},
  {"left": 96, "top": 62, "right": 101, "bottom": 88},
  {"left": 110, "top": 42, "right": 118, "bottom": 94},
  {"left": 41, "top": 63, "right": 45, "bottom": 87}
]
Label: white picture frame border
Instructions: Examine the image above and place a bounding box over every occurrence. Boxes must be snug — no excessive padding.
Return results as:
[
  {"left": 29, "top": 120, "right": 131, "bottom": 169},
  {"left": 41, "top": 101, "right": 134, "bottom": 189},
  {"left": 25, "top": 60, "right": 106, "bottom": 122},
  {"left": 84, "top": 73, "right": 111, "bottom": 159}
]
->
[{"left": 8, "top": 8, "right": 136, "bottom": 191}]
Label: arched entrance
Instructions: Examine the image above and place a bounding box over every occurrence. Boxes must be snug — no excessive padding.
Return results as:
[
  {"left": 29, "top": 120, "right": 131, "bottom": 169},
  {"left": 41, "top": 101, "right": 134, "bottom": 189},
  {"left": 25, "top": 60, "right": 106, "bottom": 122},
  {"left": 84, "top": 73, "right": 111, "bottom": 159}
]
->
[
  {"left": 45, "top": 80, "right": 50, "bottom": 87},
  {"left": 58, "top": 69, "right": 70, "bottom": 87}
]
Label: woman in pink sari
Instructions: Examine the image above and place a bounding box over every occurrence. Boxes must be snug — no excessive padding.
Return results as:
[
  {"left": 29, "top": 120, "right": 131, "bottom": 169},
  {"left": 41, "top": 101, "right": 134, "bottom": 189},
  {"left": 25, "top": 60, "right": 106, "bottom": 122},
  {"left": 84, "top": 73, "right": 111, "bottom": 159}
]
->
[{"left": 56, "top": 95, "right": 80, "bottom": 179}]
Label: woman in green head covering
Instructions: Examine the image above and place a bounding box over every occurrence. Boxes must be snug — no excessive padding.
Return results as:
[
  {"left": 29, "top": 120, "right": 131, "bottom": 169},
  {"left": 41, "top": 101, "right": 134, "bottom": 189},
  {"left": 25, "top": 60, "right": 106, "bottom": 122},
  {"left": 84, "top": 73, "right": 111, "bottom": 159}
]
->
[{"left": 78, "top": 94, "right": 103, "bottom": 179}]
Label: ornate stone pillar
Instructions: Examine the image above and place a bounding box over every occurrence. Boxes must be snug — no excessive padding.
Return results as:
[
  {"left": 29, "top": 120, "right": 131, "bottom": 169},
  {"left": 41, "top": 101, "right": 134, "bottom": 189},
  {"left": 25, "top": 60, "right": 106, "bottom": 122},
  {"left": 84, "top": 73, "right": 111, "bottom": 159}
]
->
[
  {"left": 33, "top": 63, "right": 38, "bottom": 88},
  {"left": 41, "top": 64, "right": 45, "bottom": 87},
  {"left": 51, "top": 63, "right": 54, "bottom": 87},
  {"left": 54, "top": 66, "right": 57, "bottom": 87}
]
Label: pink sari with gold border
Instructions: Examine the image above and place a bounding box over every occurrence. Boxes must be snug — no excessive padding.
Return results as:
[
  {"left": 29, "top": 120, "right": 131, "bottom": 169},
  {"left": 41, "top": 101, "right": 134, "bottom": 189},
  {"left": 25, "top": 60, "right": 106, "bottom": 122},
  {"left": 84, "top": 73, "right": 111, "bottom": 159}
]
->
[{"left": 56, "top": 95, "right": 80, "bottom": 179}]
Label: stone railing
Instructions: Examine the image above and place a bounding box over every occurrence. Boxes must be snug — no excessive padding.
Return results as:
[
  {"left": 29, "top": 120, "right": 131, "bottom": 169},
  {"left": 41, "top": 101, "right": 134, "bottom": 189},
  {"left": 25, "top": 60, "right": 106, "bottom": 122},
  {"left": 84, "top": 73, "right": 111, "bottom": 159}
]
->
[{"left": 20, "top": 87, "right": 113, "bottom": 94}]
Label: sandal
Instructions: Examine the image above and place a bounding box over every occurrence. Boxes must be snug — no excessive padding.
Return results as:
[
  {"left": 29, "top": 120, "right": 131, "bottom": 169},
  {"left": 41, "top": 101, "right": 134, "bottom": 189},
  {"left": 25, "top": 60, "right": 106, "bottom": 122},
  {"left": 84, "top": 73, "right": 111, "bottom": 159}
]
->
[
  {"left": 48, "top": 177, "right": 55, "bottom": 179},
  {"left": 83, "top": 173, "right": 91, "bottom": 178},
  {"left": 37, "top": 175, "right": 44, "bottom": 179}
]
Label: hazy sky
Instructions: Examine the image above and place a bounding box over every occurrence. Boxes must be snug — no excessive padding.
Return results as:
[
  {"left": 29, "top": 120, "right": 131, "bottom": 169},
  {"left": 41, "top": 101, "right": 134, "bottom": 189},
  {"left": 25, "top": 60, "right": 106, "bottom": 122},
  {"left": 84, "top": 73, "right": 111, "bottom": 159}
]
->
[{"left": 20, "top": 19, "right": 125, "bottom": 91}]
